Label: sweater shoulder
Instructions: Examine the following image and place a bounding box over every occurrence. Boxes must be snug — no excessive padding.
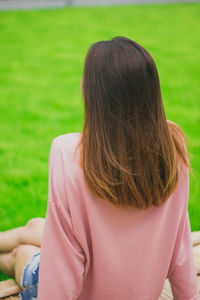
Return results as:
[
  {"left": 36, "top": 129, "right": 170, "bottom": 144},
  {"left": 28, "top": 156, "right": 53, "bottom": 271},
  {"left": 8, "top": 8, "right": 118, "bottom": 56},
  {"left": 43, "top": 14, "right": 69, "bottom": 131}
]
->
[{"left": 52, "top": 132, "right": 81, "bottom": 154}]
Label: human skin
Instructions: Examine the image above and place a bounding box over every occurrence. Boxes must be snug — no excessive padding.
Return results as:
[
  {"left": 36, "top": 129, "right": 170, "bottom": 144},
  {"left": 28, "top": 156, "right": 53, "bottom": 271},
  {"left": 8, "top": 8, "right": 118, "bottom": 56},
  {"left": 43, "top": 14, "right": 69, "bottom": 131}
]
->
[{"left": 0, "top": 218, "right": 44, "bottom": 288}]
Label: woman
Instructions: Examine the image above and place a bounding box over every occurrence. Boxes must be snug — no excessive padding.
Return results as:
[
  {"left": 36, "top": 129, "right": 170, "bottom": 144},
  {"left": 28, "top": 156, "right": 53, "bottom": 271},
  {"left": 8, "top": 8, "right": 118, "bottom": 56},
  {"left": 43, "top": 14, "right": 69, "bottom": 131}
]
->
[{"left": 0, "top": 36, "right": 199, "bottom": 300}]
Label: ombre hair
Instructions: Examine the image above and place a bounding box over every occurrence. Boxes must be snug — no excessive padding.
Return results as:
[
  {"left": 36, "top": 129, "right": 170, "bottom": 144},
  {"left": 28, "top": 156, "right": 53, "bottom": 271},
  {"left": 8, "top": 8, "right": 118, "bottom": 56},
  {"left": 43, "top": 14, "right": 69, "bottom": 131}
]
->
[{"left": 77, "top": 36, "right": 189, "bottom": 209}]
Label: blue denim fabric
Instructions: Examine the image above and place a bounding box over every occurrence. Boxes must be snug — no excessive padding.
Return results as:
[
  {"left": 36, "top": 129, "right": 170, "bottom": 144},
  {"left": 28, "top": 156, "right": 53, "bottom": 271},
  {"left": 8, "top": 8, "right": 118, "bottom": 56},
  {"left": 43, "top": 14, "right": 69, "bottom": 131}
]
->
[{"left": 19, "top": 252, "right": 40, "bottom": 300}]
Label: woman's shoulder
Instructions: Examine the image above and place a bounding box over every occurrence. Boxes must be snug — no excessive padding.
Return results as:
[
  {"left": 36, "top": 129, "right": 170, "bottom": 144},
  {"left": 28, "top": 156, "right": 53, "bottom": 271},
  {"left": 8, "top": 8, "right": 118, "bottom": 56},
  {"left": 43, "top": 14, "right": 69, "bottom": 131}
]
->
[
  {"left": 50, "top": 133, "right": 82, "bottom": 172},
  {"left": 51, "top": 132, "right": 81, "bottom": 153}
]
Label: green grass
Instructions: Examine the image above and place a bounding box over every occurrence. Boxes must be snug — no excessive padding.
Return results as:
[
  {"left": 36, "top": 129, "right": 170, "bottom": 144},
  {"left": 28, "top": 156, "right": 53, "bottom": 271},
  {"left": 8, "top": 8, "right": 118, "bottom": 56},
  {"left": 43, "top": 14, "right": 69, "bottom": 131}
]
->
[{"left": 0, "top": 2, "right": 199, "bottom": 245}]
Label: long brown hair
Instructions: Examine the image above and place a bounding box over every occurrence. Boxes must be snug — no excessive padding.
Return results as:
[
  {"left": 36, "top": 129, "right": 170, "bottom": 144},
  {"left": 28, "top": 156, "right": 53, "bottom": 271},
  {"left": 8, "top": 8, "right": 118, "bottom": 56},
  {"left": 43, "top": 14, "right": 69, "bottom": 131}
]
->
[{"left": 77, "top": 36, "right": 189, "bottom": 209}]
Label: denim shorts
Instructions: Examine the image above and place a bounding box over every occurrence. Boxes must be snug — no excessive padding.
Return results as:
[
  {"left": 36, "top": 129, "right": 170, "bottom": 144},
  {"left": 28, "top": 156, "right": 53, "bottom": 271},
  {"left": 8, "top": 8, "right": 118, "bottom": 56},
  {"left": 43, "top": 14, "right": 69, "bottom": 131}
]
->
[{"left": 19, "top": 252, "right": 40, "bottom": 300}]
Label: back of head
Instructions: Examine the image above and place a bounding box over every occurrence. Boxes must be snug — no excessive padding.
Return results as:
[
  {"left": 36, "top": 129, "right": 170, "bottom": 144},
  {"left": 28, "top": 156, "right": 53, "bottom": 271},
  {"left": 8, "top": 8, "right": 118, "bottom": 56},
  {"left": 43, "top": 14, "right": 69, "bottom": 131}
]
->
[{"left": 78, "top": 36, "right": 189, "bottom": 208}]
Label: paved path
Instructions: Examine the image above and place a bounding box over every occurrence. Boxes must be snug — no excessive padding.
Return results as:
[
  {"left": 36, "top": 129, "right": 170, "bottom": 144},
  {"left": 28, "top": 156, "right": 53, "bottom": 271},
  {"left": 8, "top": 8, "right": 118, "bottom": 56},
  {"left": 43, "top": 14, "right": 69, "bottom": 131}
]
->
[
  {"left": 0, "top": 0, "right": 199, "bottom": 10},
  {"left": 0, "top": 0, "right": 68, "bottom": 10}
]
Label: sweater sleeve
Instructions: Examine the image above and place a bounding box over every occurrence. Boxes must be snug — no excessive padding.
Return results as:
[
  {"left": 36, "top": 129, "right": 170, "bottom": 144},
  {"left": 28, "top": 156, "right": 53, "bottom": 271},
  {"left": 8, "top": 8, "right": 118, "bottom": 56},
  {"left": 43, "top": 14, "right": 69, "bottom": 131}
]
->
[
  {"left": 37, "top": 139, "right": 86, "bottom": 300},
  {"left": 167, "top": 170, "right": 199, "bottom": 300}
]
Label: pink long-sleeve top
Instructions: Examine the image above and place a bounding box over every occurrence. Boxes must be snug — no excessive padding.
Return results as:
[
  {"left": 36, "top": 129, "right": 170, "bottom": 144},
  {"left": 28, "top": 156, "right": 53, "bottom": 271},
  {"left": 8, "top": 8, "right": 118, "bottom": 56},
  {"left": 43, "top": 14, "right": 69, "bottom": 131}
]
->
[{"left": 38, "top": 132, "right": 199, "bottom": 300}]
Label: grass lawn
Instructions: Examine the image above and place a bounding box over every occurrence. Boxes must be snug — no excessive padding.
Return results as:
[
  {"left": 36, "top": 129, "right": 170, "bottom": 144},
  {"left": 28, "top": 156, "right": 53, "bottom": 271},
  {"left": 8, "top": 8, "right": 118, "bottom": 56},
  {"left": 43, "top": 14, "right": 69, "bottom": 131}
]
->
[{"left": 0, "top": 2, "right": 200, "bottom": 279}]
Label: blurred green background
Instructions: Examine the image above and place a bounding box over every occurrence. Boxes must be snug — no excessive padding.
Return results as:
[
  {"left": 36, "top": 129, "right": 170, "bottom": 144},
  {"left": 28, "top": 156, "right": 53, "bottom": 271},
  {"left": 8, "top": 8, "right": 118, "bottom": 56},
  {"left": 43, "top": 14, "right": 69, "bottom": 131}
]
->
[{"left": 0, "top": 3, "right": 199, "bottom": 236}]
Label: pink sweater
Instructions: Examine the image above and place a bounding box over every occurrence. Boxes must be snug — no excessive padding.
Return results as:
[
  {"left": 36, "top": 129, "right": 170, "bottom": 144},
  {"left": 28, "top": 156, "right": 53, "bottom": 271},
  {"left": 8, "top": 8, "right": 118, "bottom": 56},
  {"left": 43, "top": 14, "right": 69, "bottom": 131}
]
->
[{"left": 38, "top": 133, "right": 199, "bottom": 300}]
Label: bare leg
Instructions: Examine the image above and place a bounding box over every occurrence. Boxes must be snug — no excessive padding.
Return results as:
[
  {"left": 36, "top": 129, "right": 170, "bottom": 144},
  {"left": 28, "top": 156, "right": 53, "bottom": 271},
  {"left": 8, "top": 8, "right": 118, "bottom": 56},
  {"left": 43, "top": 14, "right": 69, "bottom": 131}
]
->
[
  {"left": 0, "top": 218, "right": 45, "bottom": 253},
  {"left": 0, "top": 250, "right": 16, "bottom": 277},
  {"left": 14, "top": 245, "right": 40, "bottom": 288},
  {"left": 0, "top": 245, "right": 40, "bottom": 288}
]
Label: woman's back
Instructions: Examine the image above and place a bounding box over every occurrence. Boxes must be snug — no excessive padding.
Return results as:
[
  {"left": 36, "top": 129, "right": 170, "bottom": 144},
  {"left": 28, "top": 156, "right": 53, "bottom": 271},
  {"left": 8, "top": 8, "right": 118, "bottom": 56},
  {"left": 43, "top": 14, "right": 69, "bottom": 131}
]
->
[{"left": 38, "top": 132, "right": 199, "bottom": 300}]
